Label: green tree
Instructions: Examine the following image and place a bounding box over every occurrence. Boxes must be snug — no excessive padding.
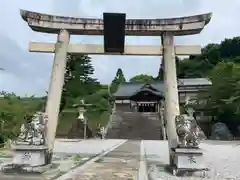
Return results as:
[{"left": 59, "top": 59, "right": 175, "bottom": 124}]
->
[
  {"left": 129, "top": 74, "right": 154, "bottom": 83},
  {"left": 0, "top": 93, "right": 44, "bottom": 143},
  {"left": 177, "top": 58, "right": 213, "bottom": 78},
  {"left": 60, "top": 54, "right": 100, "bottom": 110},
  {"left": 177, "top": 36, "right": 240, "bottom": 78},
  {"left": 198, "top": 62, "right": 240, "bottom": 134},
  {"left": 110, "top": 68, "right": 126, "bottom": 94},
  {"left": 156, "top": 56, "right": 180, "bottom": 80}
]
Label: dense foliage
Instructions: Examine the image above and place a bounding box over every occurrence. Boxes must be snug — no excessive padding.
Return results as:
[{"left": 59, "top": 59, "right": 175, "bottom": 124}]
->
[
  {"left": 129, "top": 74, "right": 154, "bottom": 83},
  {"left": 109, "top": 68, "right": 126, "bottom": 94},
  {"left": 0, "top": 93, "right": 44, "bottom": 145},
  {"left": 1, "top": 36, "right": 240, "bottom": 142}
]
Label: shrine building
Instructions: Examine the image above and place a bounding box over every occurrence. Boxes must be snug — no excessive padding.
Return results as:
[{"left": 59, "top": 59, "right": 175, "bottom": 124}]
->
[{"left": 113, "top": 78, "right": 212, "bottom": 121}]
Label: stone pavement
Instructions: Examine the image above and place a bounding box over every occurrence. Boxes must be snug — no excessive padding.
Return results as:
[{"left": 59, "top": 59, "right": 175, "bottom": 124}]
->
[
  {"left": 0, "top": 174, "right": 44, "bottom": 180},
  {"left": 144, "top": 140, "right": 240, "bottom": 180},
  {"left": 2, "top": 140, "right": 240, "bottom": 180},
  {"left": 70, "top": 140, "right": 141, "bottom": 180},
  {"left": 0, "top": 139, "right": 126, "bottom": 180},
  {"left": 53, "top": 139, "right": 125, "bottom": 154}
]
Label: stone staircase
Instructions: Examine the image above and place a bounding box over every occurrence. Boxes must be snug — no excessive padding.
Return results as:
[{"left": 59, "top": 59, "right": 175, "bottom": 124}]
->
[
  {"left": 104, "top": 111, "right": 123, "bottom": 138},
  {"left": 105, "top": 111, "right": 163, "bottom": 140}
]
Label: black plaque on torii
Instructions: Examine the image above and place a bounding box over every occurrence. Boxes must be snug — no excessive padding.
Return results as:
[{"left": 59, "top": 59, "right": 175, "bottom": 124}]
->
[{"left": 103, "top": 12, "right": 126, "bottom": 54}]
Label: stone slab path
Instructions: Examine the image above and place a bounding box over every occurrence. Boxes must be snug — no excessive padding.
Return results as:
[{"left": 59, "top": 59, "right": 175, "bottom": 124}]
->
[{"left": 71, "top": 140, "right": 141, "bottom": 180}]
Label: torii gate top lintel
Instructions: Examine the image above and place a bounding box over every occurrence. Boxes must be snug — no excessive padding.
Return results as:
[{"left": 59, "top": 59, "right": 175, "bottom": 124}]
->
[{"left": 20, "top": 9, "right": 212, "bottom": 36}]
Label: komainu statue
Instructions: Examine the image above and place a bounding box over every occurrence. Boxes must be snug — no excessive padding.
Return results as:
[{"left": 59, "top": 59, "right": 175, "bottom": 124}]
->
[
  {"left": 175, "top": 114, "right": 201, "bottom": 148},
  {"left": 17, "top": 112, "right": 47, "bottom": 146},
  {"left": 175, "top": 97, "right": 204, "bottom": 148}
]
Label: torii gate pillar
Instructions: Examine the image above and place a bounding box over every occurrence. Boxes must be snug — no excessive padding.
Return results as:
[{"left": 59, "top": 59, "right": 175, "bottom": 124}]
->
[
  {"left": 162, "top": 32, "right": 180, "bottom": 164},
  {"left": 45, "top": 29, "right": 70, "bottom": 162}
]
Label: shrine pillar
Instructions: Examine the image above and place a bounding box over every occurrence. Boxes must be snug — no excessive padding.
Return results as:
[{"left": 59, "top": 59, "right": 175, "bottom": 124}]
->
[
  {"left": 162, "top": 32, "right": 180, "bottom": 164},
  {"left": 45, "top": 29, "right": 70, "bottom": 162}
]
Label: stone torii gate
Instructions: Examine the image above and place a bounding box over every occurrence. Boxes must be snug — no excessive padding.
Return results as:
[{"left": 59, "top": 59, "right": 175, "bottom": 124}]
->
[{"left": 20, "top": 9, "right": 212, "bottom": 164}]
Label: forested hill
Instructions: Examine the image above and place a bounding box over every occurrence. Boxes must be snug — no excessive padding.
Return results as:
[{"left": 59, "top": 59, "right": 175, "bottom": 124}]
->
[
  {"left": 177, "top": 36, "right": 240, "bottom": 78},
  {"left": 129, "top": 37, "right": 240, "bottom": 82}
]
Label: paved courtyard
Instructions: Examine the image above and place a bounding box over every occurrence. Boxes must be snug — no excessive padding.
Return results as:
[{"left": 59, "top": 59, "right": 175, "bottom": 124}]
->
[
  {"left": 1, "top": 139, "right": 240, "bottom": 179},
  {"left": 144, "top": 140, "right": 240, "bottom": 180},
  {"left": 53, "top": 139, "right": 124, "bottom": 154},
  {"left": 68, "top": 140, "right": 140, "bottom": 180}
]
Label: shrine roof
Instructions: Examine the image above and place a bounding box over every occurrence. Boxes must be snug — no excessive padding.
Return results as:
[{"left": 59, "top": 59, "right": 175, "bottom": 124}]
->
[
  {"left": 113, "top": 78, "right": 211, "bottom": 97},
  {"left": 131, "top": 87, "right": 164, "bottom": 97},
  {"left": 113, "top": 81, "right": 164, "bottom": 98}
]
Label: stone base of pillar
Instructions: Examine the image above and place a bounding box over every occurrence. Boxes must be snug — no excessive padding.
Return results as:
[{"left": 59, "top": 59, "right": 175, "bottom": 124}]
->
[{"left": 45, "top": 149, "right": 53, "bottom": 165}]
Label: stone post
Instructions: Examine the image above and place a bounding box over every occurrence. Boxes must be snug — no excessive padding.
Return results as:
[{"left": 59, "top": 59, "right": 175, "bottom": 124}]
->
[
  {"left": 45, "top": 29, "right": 70, "bottom": 163},
  {"left": 161, "top": 32, "right": 180, "bottom": 165},
  {"left": 77, "top": 106, "right": 87, "bottom": 139},
  {"left": 113, "top": 102, "right": 116, "bottom": 113},
  {"left": 160, "top": 107, "right": 166, "bottom": 140}
]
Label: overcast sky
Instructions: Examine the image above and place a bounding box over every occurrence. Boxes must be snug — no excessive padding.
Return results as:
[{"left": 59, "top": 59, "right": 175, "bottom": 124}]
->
[{"left": 0, "top": 0, "right": 239, "bottom": 96}]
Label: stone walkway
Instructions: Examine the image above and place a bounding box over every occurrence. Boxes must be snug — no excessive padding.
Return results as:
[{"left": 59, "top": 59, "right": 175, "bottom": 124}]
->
[
  {"left": 144, "top": 140, "right": 240, "bottom": 180},
  {"left": 0, "top": 174, "right": 43, "bottom": 180},
  {"left": 71, "top": 140, "right": 141, "bottom": 180},
  {"left": 0, "top": 139, "right": 127, "bottom": 180},
  {"left": 3, "top": 139, "right": 240, "bottom": 180}
]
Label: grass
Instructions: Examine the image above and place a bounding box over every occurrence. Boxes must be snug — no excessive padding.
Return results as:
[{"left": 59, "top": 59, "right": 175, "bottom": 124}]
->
[
  {"left": 56, "top": 109, "right": 110, "bottom": 137},
  {"left": 72, "top": 154, "right": 81, "bottom": 162},
  {"left": 56, "top": 110, "right": 78, "bottom": 136}
]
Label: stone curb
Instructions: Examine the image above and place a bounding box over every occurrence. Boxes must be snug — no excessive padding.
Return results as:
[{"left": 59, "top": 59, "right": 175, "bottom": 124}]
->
[
  {"left": 56, "top": 139, "right": 127, "bottom": 180},
  {"left": 138, "top": 141, "right": 148, "bottom": 180},
  {"left": 55, "top": 139, "right": 82, "bottom": 142}
]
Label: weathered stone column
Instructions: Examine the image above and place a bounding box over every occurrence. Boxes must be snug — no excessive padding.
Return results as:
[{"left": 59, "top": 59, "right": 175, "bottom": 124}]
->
[
  {"left": 113, "top": 102, "right": 116, "bottom": 112},
  {"left": 45, "top": 29, "right": 70, "bottom": 163},
  {"left": 162, "top": 32, "right": 180, "bottom": 165}
]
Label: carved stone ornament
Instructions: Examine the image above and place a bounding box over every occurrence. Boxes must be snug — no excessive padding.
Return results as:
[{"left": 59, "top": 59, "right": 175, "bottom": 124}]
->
[
  {"left": 16, "top": 112, "right": 47, "bottom": 146},
  {"left": 175, "top": 98, "right": 201, "bottom": 148}
]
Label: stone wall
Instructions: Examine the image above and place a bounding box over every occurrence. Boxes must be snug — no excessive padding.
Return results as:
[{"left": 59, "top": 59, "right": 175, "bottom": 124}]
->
[{"left": 115, "top": 103, "right": 133, "bottom": 112}]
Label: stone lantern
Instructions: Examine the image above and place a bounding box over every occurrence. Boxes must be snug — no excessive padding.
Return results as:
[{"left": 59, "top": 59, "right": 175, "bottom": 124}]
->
[
  {"left": 184, "top": 97, "right": 196, "bottom": 119},
  {"left": 73, "top": 99, "right": 92, "bottom": 139}
]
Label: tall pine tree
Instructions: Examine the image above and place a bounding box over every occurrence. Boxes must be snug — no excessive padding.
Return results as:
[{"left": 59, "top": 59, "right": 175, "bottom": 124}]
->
[
  {"left": 110, "top": 68, "right": 126, "bottom": 94},
  {"left": 60, "top": 54, "right": 100, "bottom": 111}
]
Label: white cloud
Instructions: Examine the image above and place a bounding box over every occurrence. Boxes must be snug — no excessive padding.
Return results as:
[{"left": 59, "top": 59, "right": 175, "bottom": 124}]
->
[{"left": 0, "top": 0, "right": 239, "bottom": 96}]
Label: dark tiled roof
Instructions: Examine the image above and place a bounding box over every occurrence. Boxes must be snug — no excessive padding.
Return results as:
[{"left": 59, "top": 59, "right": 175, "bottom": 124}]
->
[
  {"left": 113, "top": 78, "right": 211, "bottom": 97},
  {"left": 132, "top": 87, "right": 164, "bottom": 97},
  {"left": 113, "top": 81, "right": 164, "bottom": 97}
]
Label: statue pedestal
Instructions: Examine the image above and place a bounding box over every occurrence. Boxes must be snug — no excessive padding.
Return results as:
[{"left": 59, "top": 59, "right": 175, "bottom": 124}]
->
[
  {"left": 12, "top": 145, "right": 47, "bottom": 166},
  {"left": 2, "top": 145, "right": 49, "bottom": 173},
  {"left": 170, "top": 148, "right": 208, "bottom": 177}
]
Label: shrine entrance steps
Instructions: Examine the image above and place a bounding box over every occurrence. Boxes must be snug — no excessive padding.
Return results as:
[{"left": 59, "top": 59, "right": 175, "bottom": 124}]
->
[{"left": 105, "top": 112, "right": 163, "bottom": 140}]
